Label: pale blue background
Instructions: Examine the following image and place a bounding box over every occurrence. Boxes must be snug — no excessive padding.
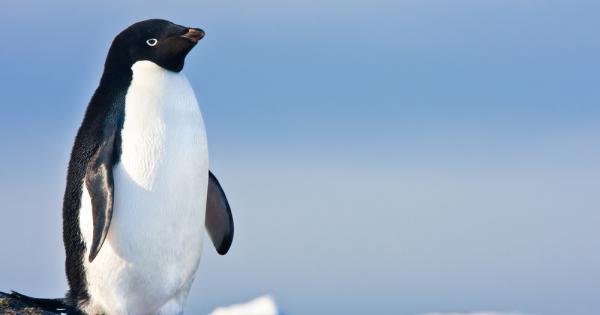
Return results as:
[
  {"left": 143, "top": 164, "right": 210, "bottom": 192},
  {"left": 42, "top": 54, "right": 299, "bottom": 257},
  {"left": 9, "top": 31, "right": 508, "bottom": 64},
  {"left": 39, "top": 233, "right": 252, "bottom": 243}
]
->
[{"left": 1, "top": 1, "right": 599, "bottom": 315}]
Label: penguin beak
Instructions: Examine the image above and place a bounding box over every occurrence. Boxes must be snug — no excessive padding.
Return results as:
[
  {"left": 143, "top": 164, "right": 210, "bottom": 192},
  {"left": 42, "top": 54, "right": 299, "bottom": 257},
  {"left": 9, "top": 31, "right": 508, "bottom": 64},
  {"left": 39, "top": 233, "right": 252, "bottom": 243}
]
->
[{"left": 181, "top": 28, "right": 205, "bottom": 43}]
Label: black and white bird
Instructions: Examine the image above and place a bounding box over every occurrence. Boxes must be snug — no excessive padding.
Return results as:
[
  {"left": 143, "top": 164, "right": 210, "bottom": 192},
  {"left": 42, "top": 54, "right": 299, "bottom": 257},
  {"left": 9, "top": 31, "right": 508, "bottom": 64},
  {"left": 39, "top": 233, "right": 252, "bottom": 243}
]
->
[{"left": 4, "top": 19, "right": 234, "bottom": 315}]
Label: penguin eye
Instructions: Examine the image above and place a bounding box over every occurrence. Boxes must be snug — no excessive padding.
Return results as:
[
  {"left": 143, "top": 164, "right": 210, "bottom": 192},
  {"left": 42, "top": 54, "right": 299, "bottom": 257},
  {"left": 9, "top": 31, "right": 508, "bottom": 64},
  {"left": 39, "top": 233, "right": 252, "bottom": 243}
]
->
[{"left": 146, "top": 38, "right": 158, "bottom": 47}]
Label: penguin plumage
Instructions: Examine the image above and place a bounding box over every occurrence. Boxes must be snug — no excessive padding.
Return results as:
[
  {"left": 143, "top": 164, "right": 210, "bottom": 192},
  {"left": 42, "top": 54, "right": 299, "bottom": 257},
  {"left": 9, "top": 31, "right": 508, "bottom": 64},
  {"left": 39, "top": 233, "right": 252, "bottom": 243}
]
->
[{"left": 57, "top": 19, "right": 234, "bottom": 314}]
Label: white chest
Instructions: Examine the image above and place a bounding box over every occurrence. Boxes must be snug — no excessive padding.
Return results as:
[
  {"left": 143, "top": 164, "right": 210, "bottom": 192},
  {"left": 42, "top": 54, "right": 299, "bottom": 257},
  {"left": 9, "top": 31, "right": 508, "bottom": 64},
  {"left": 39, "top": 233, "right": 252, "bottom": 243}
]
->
[
  {"left": 79, "top": 60, "right": 208, "bottom": 314},
  {"left": 120, "top": 60, "right": 208, "bottom": 191}
]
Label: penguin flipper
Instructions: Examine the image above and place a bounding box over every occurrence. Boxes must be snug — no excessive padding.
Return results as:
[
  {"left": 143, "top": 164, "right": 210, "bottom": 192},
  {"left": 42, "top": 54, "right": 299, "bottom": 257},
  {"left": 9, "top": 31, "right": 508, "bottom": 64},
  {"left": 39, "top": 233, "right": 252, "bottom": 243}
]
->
[
  {"left": 206, "top": 171, "right": 234, "bottom": 255},
  {"left": 85, "top": 131, "right": 116, "bottom": 262}
]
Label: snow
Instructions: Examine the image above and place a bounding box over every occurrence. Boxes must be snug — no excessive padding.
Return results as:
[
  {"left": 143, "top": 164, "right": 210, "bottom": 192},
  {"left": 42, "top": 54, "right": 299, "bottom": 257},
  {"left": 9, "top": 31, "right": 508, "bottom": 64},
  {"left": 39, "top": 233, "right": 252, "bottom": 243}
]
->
[
  {"left": 208, "top": 296, "right": 538, "bottom": 315},
  {"left": 209, "top": 295, "right": 278, "bottom": 315}
]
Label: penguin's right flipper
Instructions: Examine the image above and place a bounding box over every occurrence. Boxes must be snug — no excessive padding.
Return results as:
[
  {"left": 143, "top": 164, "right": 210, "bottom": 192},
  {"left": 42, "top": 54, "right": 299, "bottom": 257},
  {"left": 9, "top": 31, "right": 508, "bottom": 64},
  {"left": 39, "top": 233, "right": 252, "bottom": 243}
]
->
[
  {"left": 206, "top": 171, "right": 234, "bottom": 255},
  {"left": 85, "top": 131, "right": 117, "bottom": 263}
]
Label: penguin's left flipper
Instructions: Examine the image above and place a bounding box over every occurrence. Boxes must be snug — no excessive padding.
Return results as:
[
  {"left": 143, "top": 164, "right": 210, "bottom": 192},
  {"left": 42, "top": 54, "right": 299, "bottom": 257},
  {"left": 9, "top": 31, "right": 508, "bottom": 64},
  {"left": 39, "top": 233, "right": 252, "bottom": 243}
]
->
[
  {"left": 85, "top": 131, "right": 117, "bottom": 263},
  {"left": 206, "top": 171, "right": 234, "bottom": 255}
]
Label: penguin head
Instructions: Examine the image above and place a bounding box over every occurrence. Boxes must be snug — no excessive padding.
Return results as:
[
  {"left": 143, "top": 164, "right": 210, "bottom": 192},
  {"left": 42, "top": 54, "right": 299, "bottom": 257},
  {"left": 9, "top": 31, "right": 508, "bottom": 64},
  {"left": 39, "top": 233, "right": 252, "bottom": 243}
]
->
[{"left": 105, "top": 19, "right": 204, "bottom": 73}]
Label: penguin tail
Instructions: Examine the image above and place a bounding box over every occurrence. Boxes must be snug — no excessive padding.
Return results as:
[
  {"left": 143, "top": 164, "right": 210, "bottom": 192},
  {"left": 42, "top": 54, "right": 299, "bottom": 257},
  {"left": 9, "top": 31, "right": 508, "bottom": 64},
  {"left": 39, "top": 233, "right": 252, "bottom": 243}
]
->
[{"left": 0, "top": 290, "right": 82, "bottom": 314}]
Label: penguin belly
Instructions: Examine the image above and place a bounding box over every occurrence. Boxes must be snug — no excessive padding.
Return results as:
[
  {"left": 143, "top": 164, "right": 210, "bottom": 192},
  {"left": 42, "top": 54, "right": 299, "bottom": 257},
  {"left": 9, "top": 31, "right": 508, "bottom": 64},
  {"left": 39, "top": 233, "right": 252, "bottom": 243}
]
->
[{"left": 78, "top": 60, "right": 208, "bottom": 315}]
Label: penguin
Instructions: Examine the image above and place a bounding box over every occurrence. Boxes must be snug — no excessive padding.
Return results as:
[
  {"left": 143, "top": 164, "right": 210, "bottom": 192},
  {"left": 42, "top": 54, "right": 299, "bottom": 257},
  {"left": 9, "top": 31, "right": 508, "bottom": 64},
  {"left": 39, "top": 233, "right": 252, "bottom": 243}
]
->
[{"left": 4, "top": 19, "right": 234, "bottom": 315}]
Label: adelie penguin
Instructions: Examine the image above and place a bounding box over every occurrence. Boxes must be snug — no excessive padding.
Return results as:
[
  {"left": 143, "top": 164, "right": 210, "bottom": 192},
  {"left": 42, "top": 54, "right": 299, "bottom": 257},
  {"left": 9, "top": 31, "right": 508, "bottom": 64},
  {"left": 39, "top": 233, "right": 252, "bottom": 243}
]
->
[{"left": 4, "top": 19, "right": 234, "bottom": 314}]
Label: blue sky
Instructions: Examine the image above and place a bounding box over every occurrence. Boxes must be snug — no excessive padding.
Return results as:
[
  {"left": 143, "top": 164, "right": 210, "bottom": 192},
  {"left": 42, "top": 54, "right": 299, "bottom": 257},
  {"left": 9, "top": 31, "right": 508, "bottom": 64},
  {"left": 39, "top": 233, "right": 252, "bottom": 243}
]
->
[{"left": 1, "top": 1, "right": 599, "bottom": 315}]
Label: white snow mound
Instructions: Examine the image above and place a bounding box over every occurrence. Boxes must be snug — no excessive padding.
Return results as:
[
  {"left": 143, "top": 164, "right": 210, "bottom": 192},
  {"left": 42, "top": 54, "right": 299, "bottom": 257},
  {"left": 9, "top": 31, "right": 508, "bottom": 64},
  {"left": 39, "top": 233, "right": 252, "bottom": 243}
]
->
[{"left": 209, "top": 295, "right": 278, "bottom": 315}]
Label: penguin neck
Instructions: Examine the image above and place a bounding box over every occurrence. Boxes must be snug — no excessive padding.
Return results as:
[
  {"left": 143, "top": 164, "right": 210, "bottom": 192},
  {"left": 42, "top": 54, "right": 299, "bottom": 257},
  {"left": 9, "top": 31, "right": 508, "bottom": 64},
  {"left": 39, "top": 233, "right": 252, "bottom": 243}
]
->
[
  {"left": 128, "top": 60, "right": 189, "bottom": 102},
  {"left": 99, "top": 65, "right": 133, "bottom": 91},
  {"left": 130, "top": 60, "right": 180, "bottom": 78},
  {"left": 102, "top": 38, "right": 133, "bottom": 80},
  {"left": 125, "top": 60, "right": 193, "bottom": 117}
]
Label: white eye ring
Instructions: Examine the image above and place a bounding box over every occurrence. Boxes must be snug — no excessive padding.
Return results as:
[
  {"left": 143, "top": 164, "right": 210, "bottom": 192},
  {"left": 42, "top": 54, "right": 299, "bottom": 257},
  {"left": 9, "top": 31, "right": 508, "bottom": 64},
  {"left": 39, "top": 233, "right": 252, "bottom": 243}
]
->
[{"left": 146, "top": 38, "right": 158, "bottom": 46}]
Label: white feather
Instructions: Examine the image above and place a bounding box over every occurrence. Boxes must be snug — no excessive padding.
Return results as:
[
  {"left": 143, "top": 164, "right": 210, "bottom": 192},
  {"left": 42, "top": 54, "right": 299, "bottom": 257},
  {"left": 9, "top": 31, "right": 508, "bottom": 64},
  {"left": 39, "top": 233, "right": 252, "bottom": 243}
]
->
[{"left": 79, "top": 60, "right": 208, "bottom": 315}]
